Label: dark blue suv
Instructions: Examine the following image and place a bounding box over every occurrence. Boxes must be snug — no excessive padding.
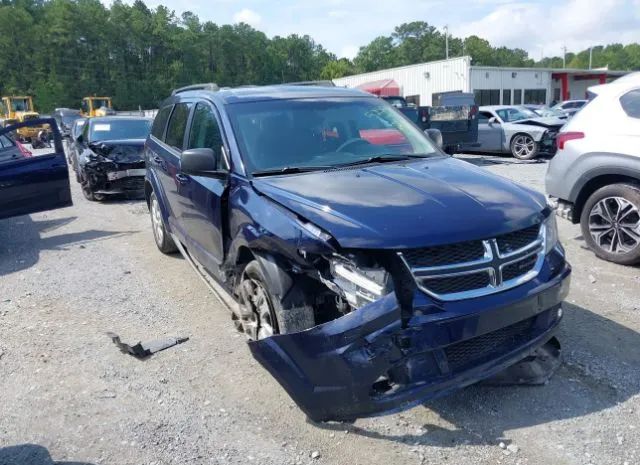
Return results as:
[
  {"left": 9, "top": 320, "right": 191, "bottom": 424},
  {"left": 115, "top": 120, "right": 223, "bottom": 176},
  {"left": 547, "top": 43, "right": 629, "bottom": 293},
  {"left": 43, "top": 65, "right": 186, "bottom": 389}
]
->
[{"left": 144, "top": 83, "right": 571, "bottom": 422}]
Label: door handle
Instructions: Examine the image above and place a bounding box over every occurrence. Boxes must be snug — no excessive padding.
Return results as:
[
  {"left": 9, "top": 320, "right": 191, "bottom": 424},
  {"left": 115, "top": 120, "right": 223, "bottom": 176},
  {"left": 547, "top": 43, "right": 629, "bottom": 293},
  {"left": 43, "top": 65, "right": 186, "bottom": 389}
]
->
[
  {"left": 175, "top": 173, "right": 189, "bottom": 185},
  {"left": 153, "top": 156, "right": 162, "bottom": 163}
]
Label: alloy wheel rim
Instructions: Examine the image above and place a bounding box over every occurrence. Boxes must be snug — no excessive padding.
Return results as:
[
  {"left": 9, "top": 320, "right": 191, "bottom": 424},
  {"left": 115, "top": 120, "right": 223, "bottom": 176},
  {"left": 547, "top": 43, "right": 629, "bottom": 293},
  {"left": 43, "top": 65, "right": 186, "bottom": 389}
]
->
[
  {"left": 151, "top": 197, "right": 164, "bottom": 245},
  {"left": 588, "top": 196, "right": 640, "bottom": 254},
  {"left": 514, "top": 135, "right": 535, "bottom": 157},
  {"left": 239, "top": 277, "right": 276, "bottom": 340}
]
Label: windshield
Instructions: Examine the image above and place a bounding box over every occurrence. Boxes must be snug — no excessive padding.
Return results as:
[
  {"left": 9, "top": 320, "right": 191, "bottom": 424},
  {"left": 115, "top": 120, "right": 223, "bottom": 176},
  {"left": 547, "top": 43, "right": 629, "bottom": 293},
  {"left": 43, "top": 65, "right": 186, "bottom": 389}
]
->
[
  {"left": 227, "top": 97, "right": 438, "bottom": 174},
  {"left": 535, "top": 106, "right": 564, "bottom": 118},
  {"left": 91, "top": 99, "right": 110, "bottom": 109},
  {"left": 62, "top": 114, "right": 81, "bottom": 125},
  {"left": 10, "top": 98, "right": 31, "bottom": 112},
  {"left": 88, "top": 119, "right": 151, "bottom": 142},
  {"left": 496, "top": 106, "right": 538, "bottom": 122}
]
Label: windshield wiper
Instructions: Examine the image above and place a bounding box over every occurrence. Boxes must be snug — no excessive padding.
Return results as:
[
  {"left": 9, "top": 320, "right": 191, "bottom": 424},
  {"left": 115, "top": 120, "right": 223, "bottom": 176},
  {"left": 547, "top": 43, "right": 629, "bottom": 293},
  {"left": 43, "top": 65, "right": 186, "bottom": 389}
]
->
[
  {"left": 252, "top": 166, "right": 332, "bottom": 177},
  {"left": 337, "top": 154, "right": 422, "bottom": 167}
]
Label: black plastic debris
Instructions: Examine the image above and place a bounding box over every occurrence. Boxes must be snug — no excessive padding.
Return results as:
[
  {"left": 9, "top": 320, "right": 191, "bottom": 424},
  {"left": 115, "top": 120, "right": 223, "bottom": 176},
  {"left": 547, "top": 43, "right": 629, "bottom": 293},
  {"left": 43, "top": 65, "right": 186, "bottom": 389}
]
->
[
  {"left": 481, "top": 336, "right": 562, "bottom": 386},
  {"left": 107, "top": 332, "right": 189, "bottom": 359}
]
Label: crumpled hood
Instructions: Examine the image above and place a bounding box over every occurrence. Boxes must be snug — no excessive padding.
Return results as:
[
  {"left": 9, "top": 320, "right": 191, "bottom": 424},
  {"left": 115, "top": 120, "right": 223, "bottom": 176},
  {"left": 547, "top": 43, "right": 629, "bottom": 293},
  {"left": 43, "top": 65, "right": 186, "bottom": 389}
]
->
[
  {"left": 252, "top": 157, "right": 547, "bottom": 249},
  {"left": 512, "top": 117, "right": 565, "bottom": 129},
  {"left": 88, "top": 139, "right": 145, "bottom": 163}
]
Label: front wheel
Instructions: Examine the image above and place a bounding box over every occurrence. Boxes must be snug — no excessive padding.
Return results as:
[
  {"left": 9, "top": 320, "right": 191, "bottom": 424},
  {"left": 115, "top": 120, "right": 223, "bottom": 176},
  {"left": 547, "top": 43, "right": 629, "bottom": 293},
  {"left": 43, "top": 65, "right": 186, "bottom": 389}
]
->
[
  {"left": 510, "top": 133, "right": 539, "bottom": 160},
  {"left": 80, "top": 179, "right": 103, "bottom": 201},
  {"left": 580, "top": 184, "right": 640, "bottom": 265},
  {"left": 236, "top": 260, "right": 315, "bottom": 340}
]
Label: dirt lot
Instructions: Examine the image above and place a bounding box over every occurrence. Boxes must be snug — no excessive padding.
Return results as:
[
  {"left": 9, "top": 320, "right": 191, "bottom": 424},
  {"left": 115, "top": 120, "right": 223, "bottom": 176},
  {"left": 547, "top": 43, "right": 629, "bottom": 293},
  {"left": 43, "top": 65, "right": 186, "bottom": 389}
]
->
[{"left": 1, "top": 153, "right": 639, "bottom": 465}]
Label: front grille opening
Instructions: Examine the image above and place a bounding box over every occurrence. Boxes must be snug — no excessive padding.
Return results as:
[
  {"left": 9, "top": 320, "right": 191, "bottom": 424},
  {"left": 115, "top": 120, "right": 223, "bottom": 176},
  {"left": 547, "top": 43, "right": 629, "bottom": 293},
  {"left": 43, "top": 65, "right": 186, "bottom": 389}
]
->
[
  {"left": 502, "top": 254, "right": 538, "bottom": 281},
  {"left": 402, "top": 240, "right": 485, "bottom": 268},
  {"left": 496, "top": 224, "right": 540, "bottom": 255},
  {"left": 444, "top": 317, "right": 535, "bottom": 372},
  {"left": 422, "top": 271, "right": 490, "bottom": 295}
]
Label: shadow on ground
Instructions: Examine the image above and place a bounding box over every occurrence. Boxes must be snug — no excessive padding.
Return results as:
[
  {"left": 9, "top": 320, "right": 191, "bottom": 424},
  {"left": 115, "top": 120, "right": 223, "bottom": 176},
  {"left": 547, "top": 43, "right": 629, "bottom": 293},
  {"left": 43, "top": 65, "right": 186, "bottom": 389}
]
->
[
  {"left": 0, "top": 214, "right": 138, "bottom": 277},
  {"left": 315, "top": 303, "right": 639, "bottom": 447},
  {"left": 0, "top": 444, "right": 94, "bottom": 465}
]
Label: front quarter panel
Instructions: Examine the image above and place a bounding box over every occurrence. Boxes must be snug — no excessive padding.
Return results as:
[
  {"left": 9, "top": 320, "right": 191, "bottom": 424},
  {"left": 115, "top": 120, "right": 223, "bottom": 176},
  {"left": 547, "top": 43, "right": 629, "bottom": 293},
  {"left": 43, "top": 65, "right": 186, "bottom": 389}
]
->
[{"left": 226, "top": 175, "right": 336, "bottom": 269}]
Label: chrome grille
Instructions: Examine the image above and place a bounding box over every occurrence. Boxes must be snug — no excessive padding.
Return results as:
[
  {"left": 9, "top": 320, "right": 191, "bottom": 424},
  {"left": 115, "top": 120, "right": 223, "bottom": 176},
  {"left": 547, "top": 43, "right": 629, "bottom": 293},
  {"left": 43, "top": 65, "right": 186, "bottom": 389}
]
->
[
  {"left": 502, "top": 254, "right": 538, "bottom": 281},
  {"left": 399, "top": 224, "right": 544, "bottom": 301},
  {"left": 425, "top": 271, "right": 491, "bottom": 294},
  {"left": 496, "top": 225, "right": 540, "bottom": 255},
  {"left": 402, "top": 240, "right": 485, "bottom": 268}
]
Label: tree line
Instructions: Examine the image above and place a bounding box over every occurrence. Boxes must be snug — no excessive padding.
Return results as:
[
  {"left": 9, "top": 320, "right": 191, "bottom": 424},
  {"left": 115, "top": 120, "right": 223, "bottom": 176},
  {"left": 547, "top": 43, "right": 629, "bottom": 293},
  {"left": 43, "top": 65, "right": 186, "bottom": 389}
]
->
[{"left": 1, "top": 0, "right": 639, "bottom": 112}]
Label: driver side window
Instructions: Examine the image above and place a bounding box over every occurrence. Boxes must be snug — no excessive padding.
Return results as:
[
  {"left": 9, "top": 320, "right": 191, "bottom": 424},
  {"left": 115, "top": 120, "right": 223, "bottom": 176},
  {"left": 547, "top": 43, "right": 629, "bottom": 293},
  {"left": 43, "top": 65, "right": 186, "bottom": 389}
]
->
[{"left": 187, "top": 103, "right": 226, "bottom": 170}]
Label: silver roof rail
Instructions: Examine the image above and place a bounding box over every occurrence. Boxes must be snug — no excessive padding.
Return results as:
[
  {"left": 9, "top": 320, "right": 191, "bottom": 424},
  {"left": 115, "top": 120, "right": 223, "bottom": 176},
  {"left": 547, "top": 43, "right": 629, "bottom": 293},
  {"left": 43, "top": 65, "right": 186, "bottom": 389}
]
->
[
  {"left": 172, "top": 83, "right": 219, "bottom": 95},
  {"left": 281, "top": 80, "right": 336, "bottom": 87}
]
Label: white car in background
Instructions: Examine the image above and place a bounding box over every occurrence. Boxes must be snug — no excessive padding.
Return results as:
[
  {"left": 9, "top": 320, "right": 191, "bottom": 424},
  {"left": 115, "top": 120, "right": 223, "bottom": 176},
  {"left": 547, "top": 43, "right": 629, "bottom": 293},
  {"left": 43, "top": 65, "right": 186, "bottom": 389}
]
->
[
  {"left": 546, "top": 73, "right": 640, "bottom": 265},
  {"left": 552, "top": 99, "right": 588, "bottom": 117}
]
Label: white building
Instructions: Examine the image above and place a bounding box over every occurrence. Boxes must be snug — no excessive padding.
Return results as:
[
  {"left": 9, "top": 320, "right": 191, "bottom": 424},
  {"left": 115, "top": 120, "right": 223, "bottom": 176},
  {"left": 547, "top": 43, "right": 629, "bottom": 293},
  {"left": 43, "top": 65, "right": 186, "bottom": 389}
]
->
[{"left": 333, "top": 56, "right": 628, "bottom": 106}]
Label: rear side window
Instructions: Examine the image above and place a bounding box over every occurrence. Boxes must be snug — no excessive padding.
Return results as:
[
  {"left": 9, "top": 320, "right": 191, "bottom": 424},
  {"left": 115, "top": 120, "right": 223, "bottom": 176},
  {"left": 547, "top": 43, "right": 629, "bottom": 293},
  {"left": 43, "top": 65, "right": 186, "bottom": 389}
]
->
[
  {"left": 164, "top": 103, "right": 193, "bottom": 150},
  {"left": 620, "top": 89, "right": 640, "bottom": 119},
  {"left": 187, "top": 103, "right": 225, "bottom": 168},
  {"left": 151, "top": 105, "right": 172, "bottom": 140}
]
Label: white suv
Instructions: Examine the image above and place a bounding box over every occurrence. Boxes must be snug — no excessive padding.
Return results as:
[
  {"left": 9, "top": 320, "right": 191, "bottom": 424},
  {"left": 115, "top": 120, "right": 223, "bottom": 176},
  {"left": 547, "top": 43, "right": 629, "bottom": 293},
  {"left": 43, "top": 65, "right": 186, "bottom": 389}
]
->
[{"left": 546, "top": 73, "right": 640, "bottom": 265}]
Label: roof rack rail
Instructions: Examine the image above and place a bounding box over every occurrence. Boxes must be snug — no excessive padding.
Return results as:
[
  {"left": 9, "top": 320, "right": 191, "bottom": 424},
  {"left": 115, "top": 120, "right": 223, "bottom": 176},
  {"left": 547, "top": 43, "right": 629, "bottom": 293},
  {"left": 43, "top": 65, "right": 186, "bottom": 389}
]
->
[
  {"left": 280, "top": 80, "right": 336, "bottom": 87},
  {"left": 172, "top": 83, "right": 219, "bottom": 95}
]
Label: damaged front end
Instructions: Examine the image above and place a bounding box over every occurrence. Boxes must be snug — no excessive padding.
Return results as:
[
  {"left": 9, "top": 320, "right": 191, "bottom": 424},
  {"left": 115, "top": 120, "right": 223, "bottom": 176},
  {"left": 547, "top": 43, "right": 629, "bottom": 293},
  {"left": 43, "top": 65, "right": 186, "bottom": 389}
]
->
[
  {"left": 82, "top": 140, "right": 146, "bottom": 197},
  {"left": 248, "top": 230, "right": 571, "bottom": 422}
]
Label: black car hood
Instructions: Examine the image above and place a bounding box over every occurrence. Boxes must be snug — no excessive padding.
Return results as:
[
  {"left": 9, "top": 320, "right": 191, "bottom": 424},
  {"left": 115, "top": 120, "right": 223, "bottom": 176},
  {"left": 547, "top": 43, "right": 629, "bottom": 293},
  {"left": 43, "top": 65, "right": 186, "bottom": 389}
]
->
[
  {"left": 88, "top": 139, "right": 145, "bottom": 163},
  {"left": 252, "top": 157, "right": 547, "bottom": 249}
]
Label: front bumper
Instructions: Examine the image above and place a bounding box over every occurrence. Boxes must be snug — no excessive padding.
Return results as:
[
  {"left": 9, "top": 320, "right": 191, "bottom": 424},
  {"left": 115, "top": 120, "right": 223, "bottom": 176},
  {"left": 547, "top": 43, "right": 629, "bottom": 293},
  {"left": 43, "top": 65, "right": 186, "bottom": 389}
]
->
[
  {"left": 84, "top": 161, "right": 146, "bottom": 196},
  {"left": 250, "top": 249, "right": 570, "bottom": 422},
  {"left": 539, "top": 132, "right": 558, "bottom": 154}
]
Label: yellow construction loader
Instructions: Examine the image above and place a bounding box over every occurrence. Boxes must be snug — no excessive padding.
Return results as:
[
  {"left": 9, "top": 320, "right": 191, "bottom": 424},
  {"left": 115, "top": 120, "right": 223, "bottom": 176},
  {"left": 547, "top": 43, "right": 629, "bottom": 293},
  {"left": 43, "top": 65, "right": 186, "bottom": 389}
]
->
[
  {"left": 0, "top": 96, "right": 50, "bottom": 141},
  {"left": 81, "top": 96, "right": 115, "bottom": 117}
]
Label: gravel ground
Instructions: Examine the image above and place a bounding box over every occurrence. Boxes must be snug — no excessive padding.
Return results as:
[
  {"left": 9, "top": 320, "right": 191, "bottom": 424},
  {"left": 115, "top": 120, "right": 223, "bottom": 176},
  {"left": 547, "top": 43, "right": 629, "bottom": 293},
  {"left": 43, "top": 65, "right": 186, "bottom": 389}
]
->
[{"left": 1, "top": 151, "right": 639, "bottom": 465}]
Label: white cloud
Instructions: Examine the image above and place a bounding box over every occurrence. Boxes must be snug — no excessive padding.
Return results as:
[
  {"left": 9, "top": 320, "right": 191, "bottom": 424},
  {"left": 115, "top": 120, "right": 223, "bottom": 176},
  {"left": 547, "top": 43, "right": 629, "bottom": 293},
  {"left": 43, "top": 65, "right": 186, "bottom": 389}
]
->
[
  {"left": 451, "top": 0, "right": 640, "bottom": 58},
  {"left": 340, "top": 45, "right": 360, "bottom": 59},
  {"left": 328, "top": 9, "right": 348, "bottom": 18},
  {"left": 233, "top": 8, "right": 262, "bottom": 27}
]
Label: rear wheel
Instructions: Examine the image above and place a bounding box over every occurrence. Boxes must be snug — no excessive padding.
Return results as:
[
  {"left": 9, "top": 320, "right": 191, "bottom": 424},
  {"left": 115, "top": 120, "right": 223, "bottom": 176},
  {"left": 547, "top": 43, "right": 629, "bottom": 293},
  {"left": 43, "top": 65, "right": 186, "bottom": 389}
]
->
[
  {"left": 236, "top": 260, "right": 315, "bottom": 340},
  {"left": 510, "top": 133, "right": 539, "bottom": 160},
  {"left": 149, "top": 191, "right": 177, "bottom": 254},
  {"left": 580, "top": 184, "right": 640, "bottom": 265}
]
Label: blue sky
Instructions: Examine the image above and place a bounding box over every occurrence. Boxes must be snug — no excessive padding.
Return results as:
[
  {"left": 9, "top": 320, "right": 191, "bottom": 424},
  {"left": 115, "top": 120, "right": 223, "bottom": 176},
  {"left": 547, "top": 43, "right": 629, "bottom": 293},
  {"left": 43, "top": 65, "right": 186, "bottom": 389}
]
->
[{"left": 140, "top": 0, "right": 640, "bottom": 60}]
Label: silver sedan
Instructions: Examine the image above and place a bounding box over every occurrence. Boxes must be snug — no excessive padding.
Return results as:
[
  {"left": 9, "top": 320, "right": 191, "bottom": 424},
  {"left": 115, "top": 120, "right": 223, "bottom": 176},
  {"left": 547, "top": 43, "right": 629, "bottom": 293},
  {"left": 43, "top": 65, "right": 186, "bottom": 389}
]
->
[{"left": 471, "top": 106, "right": 565, "bottom": 160}]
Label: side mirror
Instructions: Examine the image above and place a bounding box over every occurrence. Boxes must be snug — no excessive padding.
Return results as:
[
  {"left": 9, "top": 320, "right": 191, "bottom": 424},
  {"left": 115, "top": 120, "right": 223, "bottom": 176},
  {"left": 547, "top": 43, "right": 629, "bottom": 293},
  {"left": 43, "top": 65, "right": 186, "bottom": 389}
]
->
[
  {"left": 488, "top": 116, "right": 499, "bottom": 125},
  {"left": 180, "top": 148, "right": 221, "bottom": 176},
  {"left": 424, "top": 128, "right": 443, "bottom": 149},
  {"left": 76, "top": 134, "right": 84, "bottom": 144}
]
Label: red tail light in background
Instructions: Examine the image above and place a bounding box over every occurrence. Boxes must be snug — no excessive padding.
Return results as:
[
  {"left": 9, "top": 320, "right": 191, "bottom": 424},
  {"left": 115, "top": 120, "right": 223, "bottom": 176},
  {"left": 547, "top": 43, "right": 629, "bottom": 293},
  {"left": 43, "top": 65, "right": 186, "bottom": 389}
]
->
[{"left": 557, "top": 132, "right": 584, "bottom": 150}]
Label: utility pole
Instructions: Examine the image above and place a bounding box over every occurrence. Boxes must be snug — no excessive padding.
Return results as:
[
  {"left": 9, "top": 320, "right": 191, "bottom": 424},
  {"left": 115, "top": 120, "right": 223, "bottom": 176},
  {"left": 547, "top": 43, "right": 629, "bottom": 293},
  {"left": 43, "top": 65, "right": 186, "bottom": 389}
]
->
[
  {"left": 589, "top": 46, "right": 593, "bottom": 69},
  {"left": 444, "top": 25, "right": 449, "bottom": 59},
  {"left": 562, "top": 46, "right": 567, "bottom": 68}
]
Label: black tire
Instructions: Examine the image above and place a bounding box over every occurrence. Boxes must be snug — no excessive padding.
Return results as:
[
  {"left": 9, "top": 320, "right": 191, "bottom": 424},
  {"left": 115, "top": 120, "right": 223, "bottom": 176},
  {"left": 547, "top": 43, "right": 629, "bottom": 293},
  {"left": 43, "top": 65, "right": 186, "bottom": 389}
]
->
[
  {"left": 236, "top": 260, "right": 315, "bottom": 340},
  {"left": 580, "top": 183, "right": 640, "bottom": 265},
  {"left": 510, "top": 133, "right": 539, "bottom": 160},
  {"left": 149, "top": 191, "right": 177, "bottom": 254}
]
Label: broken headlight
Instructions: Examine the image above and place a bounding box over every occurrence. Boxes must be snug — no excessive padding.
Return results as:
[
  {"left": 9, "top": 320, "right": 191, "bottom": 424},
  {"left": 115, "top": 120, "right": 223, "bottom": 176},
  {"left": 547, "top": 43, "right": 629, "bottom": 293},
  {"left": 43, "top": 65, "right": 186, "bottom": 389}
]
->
[
  {"left": 543, "top": 213, "right": 559, "bottom": 254},
  {"left": 330, "top": 258, "right": 393, "bottom": 309}
]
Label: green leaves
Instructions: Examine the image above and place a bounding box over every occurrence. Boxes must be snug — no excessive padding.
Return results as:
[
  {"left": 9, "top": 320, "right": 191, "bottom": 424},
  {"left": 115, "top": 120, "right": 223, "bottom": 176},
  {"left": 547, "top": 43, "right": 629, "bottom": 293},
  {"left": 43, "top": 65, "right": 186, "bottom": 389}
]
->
[{"left": 0, "top": 2, "right": 637, "bottom": 113}]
